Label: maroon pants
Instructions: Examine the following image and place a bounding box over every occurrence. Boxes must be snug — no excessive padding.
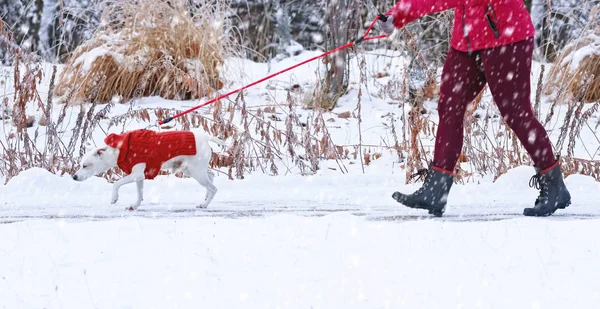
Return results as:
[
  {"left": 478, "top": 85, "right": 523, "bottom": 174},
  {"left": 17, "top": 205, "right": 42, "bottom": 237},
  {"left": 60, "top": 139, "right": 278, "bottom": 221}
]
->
[{"left": 433, "top": 37, "right": 556, "bottom": 172}]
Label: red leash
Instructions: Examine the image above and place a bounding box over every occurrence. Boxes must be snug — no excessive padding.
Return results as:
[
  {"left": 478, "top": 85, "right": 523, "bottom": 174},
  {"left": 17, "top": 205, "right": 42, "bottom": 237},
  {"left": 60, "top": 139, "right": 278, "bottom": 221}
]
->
[{"left": 159, "top": 15, "right": 388, "bottom": 125}]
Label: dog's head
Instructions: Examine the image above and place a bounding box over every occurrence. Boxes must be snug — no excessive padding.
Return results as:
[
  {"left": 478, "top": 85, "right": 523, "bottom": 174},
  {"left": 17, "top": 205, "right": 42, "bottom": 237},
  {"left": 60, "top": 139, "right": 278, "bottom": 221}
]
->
[{"left": 72, "top": 147, "right": 114, "bottom": 181}]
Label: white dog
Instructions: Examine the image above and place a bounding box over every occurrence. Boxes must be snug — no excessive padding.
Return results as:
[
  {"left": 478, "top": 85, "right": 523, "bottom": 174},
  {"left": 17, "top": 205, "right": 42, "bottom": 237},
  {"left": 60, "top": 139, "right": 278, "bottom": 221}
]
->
[{"left": 73, "top": 129, "right": 226, "bottom": 210}]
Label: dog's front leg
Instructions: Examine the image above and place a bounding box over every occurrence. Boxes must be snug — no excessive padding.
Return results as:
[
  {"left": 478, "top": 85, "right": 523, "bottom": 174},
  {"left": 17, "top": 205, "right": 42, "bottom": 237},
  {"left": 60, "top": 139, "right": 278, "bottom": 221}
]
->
[{"left": 111, "top": 164, "right": 146, "bottom": 210}]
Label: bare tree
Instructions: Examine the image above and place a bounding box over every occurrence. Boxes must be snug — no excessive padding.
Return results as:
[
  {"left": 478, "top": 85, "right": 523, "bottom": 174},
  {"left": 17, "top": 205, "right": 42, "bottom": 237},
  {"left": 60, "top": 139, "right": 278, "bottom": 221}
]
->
[
  {"left": 316, "top": 0, "right": 362, "bottom": 110},
  {"left": 534, "top": 0, "right": 599, "bottom": 62},
  {"left": 524, "top": 0, "right": 532, "bottom": 12}
]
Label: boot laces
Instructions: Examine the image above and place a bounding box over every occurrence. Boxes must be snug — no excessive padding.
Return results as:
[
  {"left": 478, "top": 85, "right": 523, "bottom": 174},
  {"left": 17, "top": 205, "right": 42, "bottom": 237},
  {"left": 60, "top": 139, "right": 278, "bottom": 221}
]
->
[
  {"left": 410, "top": 168, "right": 429, "bottom": 182},
  {"left": 529, "top": 174, "right": 549, "bottom": 202},
  {"left": 411, "top": 168, "right": 432, "bottom": 194}
]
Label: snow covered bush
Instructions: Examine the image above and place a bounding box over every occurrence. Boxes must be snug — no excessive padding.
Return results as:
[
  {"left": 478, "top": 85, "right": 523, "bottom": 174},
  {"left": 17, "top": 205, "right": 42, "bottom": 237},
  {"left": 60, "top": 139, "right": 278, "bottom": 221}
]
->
[
  {"left": 54, "top": 0, "right": 238, "bottom": 105},
  {"left": 540, "top": 19, "right": 600, "bottom": 162},
  {"left": 546, "top": 23, "right": 600, "bottom": 103}
]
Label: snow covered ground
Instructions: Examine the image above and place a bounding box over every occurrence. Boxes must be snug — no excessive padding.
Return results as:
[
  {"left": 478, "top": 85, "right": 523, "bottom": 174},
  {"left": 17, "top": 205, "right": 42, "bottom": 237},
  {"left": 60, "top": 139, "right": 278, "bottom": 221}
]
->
[
  {"left": 1, "top": 167, "right": 600, "bottom": 308},
  {"left": 1, "top": 45, "right": 600, "bottom": 308},
  {"left": 1, "top": 165, "right": 600, "bottom": 223},
  {"left": 2, "top": 214, "right": 600, "bottom": 309}
]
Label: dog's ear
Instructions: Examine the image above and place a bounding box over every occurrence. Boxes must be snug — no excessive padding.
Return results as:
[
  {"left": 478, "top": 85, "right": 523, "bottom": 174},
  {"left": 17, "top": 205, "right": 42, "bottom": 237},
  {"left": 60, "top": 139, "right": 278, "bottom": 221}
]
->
[{"left": 96, "top": 148, "right": 106, "bottom": 157}]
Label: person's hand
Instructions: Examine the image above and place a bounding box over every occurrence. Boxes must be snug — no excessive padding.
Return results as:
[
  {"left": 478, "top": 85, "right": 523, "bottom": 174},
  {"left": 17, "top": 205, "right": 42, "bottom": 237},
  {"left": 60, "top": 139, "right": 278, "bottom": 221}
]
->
[{"left": 377, "top": 15, "right": 395, "bottom": 35}]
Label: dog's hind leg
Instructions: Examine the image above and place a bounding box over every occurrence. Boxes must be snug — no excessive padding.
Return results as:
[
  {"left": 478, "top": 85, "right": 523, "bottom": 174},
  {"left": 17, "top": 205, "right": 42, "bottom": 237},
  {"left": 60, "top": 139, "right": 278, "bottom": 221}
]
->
[
  {"left": 205, "top": 170, "right": 216, "bottom": 201},
  {"left": 187, "top": 167, "right": 217, "bottom": 209},
  {"left": 134, "top": 180, "right": 144, "bottom": 208},
  {"left": 207, "top": 169, "right": 215, "bottom": 183}
]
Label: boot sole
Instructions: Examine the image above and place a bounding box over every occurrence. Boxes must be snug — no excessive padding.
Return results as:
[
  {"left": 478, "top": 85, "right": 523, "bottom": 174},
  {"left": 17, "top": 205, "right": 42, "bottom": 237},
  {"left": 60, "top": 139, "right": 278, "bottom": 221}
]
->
[
  {"left": 523, "top": 200, "right": 571, "bottom": 217},
  {"left": 392, "top": 192, "right": 446, "bottom": 217},
  {"left": 523, "top": 208, "right": 554, "bottom": 217},
  {"left": 428, "top": 208, "right": 445, "bottom": 217},
  {"left": 557, "top": 200, "right": 571, "bottom": 209}
]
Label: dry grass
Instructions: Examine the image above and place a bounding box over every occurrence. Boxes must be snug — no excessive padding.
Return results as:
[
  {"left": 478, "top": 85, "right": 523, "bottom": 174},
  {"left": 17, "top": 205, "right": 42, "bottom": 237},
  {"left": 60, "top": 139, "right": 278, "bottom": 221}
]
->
[
  {"left": 0, "top": 20, "right": 83, "bottom": 182},
  {"left": 102, "top": 83, "right": 351, "bottom": 179},
  {"left": 561, "top": 156, "right": 600, "bottom": 182},
  {"left": 55, "top": 0, "right": 238, "bottom": 105},
  {"left": 546, "top": 21, "right": 600, "bottom": 103},
  {"left": 3, "top": 4, "right": 598, "bottom": 185}
]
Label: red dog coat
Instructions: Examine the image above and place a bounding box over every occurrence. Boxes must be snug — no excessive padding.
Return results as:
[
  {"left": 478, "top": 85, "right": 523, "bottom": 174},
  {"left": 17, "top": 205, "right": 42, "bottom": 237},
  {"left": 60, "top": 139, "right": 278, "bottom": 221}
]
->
[{"left": 104, "top": 129, "right": 197, "bottom": 179}]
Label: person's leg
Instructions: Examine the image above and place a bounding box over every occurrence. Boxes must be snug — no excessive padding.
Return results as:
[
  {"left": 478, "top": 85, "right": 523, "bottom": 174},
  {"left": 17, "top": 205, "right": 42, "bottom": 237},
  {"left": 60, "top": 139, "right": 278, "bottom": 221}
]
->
[
  {"left": 479, "top": 37, "right": 556, "bottom": 169},
  {"left": 392, "top": 48, "right": 486, "bottom": 216},
  {"left": 433, "top": 49, "right": 487, "bottom": 172},
  {"left": 480, "top": 37, "right": 571, "bottom": 216}
]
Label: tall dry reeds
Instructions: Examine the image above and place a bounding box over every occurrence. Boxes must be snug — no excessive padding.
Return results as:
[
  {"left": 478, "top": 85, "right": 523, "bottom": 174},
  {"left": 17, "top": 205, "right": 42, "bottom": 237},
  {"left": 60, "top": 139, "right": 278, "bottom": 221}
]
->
[
  {"left": 54, "top": 0, "right": 238, "bottom": 105},
  {"left": 0, "top": 20, "right": 84, "bottom": 183}
]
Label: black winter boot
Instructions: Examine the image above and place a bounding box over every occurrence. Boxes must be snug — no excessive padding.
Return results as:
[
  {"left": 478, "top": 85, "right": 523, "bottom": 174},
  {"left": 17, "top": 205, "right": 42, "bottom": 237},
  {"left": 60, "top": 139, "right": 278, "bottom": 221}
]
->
[
  {"left": 392, "top": 164, "right": 454, "bottom": 217},
  {"left": 523, "top": 161, "right": 571, "bottom": 217}
]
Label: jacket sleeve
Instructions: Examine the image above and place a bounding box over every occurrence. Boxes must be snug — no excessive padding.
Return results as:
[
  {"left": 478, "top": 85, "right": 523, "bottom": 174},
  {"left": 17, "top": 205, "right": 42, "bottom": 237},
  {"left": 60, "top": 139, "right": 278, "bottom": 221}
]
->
[{"left": 385, "top": 0, "right": 463, "bottom": 29}]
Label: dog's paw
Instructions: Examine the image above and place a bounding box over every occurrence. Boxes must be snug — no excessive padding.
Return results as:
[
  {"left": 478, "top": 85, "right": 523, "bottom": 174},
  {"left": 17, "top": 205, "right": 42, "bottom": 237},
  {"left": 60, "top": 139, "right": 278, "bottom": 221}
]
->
[
  {"left": 125, "top": 205, "right": 138, "bottom": 211},
  {"left": 110, "top": 199, "right": 118, "bottom": 205},
  {"left": 196, "top": 204, "right": 208, "bottom": 209}
]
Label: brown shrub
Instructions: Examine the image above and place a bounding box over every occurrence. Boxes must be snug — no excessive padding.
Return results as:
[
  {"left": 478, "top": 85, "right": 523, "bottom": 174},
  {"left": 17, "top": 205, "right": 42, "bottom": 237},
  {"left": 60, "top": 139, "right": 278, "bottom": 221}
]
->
[
  {"left": 55, "top": 0, "right": 237, "bottom": 105},
  {"left": 546, "top": 18, "right": 600, "bottom": 103}
]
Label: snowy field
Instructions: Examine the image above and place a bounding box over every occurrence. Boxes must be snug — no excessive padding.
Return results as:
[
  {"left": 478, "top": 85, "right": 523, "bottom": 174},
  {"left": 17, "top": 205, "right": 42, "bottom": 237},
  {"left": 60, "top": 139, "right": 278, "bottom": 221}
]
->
[
  {"left": 1, "top": 165, "right": 600, "bottom": 222},
  {"left": 2, "top": 213, "right": 600, "bottom": 308},
  {"left": 1, "top": 167, "right": 600, "bottom": 308},
  {"left": 2, "top": 46, "right": 600, "bottom": 308}
]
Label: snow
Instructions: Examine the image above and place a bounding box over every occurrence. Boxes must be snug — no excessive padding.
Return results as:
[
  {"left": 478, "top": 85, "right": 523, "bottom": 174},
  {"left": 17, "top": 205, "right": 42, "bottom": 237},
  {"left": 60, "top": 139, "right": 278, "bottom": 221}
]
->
[
  {"left": 1, "top": 168, "right": 600, "bottom": 308},
  {"left": 2, "top": 171, "right": 600, "bottom": 308},
  {"left": 560, "top": 33, "right": 600, "bottom": 73},
  {"left": 503, "top": 26, "right": 515, "bottom": 36},
  {"left": 1, "top": 165, "right": 600, "bottom": 220},
  {"left": 183, "top": 59, "right": 206, "bottom": 79},
  {"left": 1, "top": 38, "right": 600, "bottom": 308},
  {"left": 73, "top": 45, "right": 125, "bottom": 72},
  {"left": 563, "top": 44, "right": 600, "bottom": 72},
  {"left": 285, "top": 40, "right": 305, "bottom": 57},
  {"left": 2, "top": 180, "right": 600, "bottom": 308}
]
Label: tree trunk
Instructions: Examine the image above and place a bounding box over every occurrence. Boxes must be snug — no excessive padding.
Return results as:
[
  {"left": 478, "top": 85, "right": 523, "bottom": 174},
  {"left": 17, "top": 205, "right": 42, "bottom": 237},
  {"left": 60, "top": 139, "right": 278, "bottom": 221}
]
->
[
  {"left": 318, "top": 0, "right": 361, "bottom": 110},
  {"left": 39, "top": 0, "right": 59, "bottom": 61},
  {"left": 25, "top": 0, "right": 44, "bottom": 53},
  {"left": 524, "top": 0, "right": 532, "bottom": 13}
]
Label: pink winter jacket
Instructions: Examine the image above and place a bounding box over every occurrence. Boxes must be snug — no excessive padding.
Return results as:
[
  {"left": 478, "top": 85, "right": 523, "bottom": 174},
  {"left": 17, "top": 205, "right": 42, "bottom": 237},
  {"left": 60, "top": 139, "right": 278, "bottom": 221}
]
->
[{"left": 385, "top": 0, "right": 535, "bottom": 52}]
